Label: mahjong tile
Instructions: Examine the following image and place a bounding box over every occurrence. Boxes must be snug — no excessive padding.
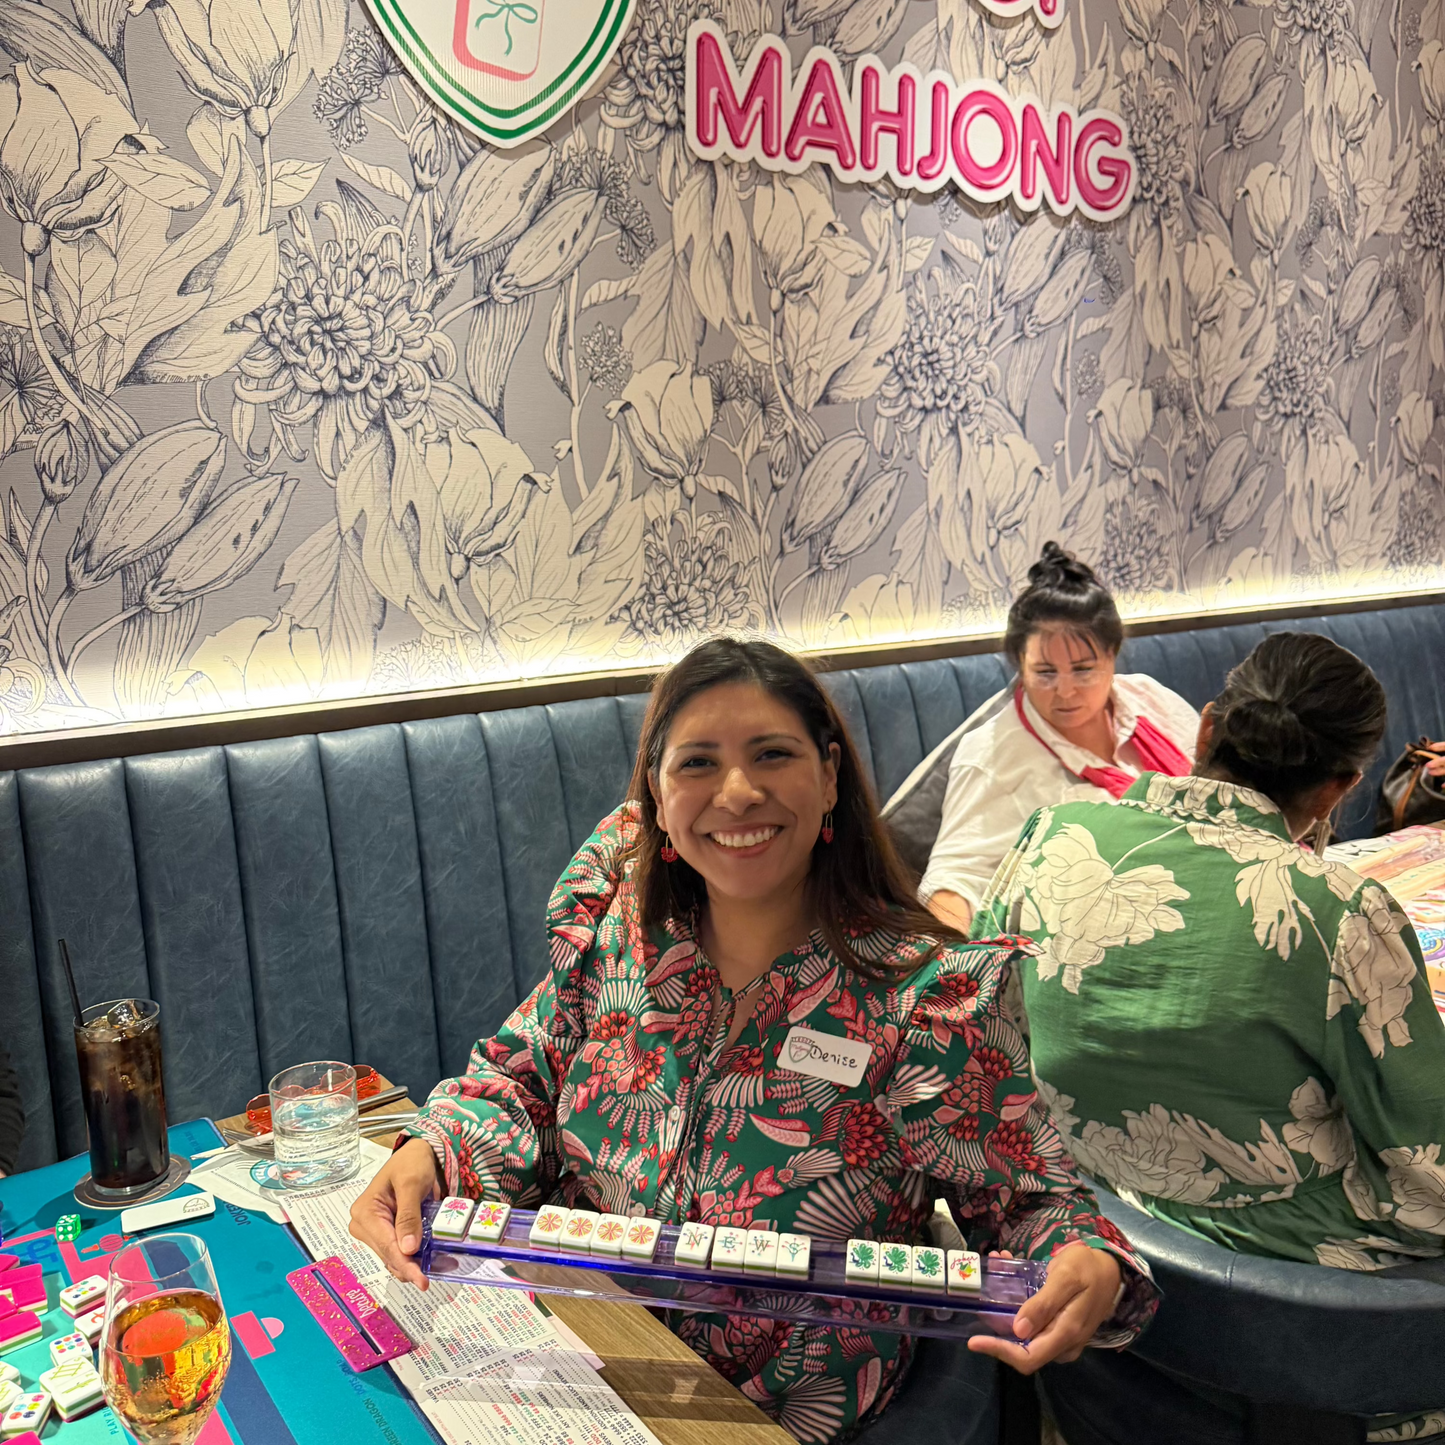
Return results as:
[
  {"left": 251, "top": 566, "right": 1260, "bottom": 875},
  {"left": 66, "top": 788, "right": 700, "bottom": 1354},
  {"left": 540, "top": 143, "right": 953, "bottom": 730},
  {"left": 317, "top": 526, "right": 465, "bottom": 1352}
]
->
[
  {"left": 911, "top": 1245, "right": 946, "bottom": 1288},
  {"left": 0, "top": 1391, "right": 50, "bottom": 1435},
  {"left": 674, "top": 1222, "right": 714, "bottom": 1266},
  {"left": 0, "top": 1269, "right": 44, "bottom": 1312},
  {"left": 844, "top": 1239, "right": 879, "bottom": 1282},
  {"left": 591, "top": 1215, "right": 629, "bottom": 1254},
  {"left": 712, "top": 1226, "right": 747, "bottom": 1270},
  {"left": 743, "top": 1230, "right": 778, "bottom": 1271},
  {"left": 0, "top": 1366, "right": 18, "bottom": 1387},
  {"left": 0, "top": 1258, "right": 16, "bottom": 1276},
  {"left": 776, "top": 1233, "right": 811, "bottom": 1276},
  {"left": 529, "top": 1206, "right": 570, "bottom": 1248},
  {"left": 74, "top": 1305, "right": 105, "bottom": 1345},
  {"left": 58, "top": 1276, "right": 106, "bottom": 1317},
  {"left": 878, "top": 1242, "right": 913, "bottom": 1285},
  {"left": 620, "top": 1218, "right": 660, "bottom": 1260},
  {"left": 431, "top": 1196, "right": 476, "bottom": 1242},
  {"left": 0, "top": 1382, "right": 18, "bottom": 1418},
  {"left": 38, "top": 1358, "right": 104, "bottom": 1421},
  {"left": 467, "top": 1201, "right": 511, "bottom": 1243},
  {"left": 48, "top": 1332, "right": 89, "bottom": 1367},
  {"left": 947, "top": 1249, "right": 982, "bottom": 1293},
  {"left": 560, "top": 1210, "right": 599, "bottom": 1251},
  {"left": 0, "top": 1310, "right": 42, "bottom": 1356}
]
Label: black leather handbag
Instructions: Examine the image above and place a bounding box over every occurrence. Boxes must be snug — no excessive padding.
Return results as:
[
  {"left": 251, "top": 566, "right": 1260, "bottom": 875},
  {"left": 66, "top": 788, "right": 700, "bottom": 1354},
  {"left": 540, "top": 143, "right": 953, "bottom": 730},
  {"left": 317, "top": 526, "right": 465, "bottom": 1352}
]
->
[{"left": 1376, "top": 738, "right": 1445, "bottom": 833}]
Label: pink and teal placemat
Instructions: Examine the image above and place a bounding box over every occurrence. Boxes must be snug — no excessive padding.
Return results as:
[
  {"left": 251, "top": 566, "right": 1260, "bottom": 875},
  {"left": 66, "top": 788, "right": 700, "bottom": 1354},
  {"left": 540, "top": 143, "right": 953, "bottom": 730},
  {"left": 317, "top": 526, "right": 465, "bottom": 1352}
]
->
[{"left": 0, "top": 1119, "right": 437, "bottom": 1445}]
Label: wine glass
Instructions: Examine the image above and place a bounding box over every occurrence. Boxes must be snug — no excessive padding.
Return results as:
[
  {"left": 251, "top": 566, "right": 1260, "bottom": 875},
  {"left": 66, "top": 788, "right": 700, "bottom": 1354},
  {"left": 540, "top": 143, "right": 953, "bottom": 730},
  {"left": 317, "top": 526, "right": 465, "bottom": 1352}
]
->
[{"left": 100, "top": 1233, "right": 231, "bottom": 1445}]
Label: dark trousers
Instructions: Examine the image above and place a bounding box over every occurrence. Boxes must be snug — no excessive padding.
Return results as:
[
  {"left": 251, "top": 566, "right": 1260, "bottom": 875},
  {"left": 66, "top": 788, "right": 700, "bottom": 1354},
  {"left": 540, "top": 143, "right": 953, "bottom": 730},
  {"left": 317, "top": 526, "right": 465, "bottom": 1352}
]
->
[{"left": 852, "top": 1337, "right": 999, "bottom": 1445}]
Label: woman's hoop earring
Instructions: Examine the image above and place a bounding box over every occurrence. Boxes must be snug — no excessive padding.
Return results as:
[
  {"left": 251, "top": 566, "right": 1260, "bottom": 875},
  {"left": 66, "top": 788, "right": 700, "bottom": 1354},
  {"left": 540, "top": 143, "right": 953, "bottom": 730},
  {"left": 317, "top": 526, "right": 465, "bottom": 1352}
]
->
[
  {"left": 821, "top": 812, "right": 834, "bottom": 844},
  {"left": 660, "top": 834, "right": 678, "bottom": 862}
]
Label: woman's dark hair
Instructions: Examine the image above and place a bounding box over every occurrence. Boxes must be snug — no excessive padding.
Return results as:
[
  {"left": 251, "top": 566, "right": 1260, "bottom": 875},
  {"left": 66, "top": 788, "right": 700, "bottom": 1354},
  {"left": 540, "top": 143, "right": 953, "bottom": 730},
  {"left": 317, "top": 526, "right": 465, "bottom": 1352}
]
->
[
  {"left": 1201, "top": 632, "right": 1388, "bottom": 808},
  {"left": 626, "top": 638, "right": 961, "bottom": 978},
  {"left": 1004, "top": 541, "right": 1123, "bottom": 667}
]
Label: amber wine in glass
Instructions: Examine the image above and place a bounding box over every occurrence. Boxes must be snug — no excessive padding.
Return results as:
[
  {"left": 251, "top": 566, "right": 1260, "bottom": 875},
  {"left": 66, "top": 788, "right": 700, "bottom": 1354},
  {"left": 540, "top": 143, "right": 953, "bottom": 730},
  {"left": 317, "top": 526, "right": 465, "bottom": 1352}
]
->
[{"left": 101, "top": 1233, "right": 230, "bottom": 1444}]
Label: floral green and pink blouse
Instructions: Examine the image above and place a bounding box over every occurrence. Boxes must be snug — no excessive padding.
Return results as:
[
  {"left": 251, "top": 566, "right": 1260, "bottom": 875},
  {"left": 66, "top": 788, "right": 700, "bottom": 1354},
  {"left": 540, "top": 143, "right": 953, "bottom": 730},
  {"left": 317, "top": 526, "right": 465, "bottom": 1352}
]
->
[
  {"left": 975, "top": 773, "right": 1445, "bottom": 1273},
  {"left": 406, "top": 804, "right": 1158, "bottom": 1442}
]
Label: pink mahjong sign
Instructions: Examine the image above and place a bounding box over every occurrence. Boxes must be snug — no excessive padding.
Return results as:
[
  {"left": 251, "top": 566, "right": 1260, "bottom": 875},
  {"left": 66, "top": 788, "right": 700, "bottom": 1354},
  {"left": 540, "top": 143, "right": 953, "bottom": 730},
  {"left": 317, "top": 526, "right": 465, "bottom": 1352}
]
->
[{"left": 684, "top": 20, "right": 1137, "bottom": 222}]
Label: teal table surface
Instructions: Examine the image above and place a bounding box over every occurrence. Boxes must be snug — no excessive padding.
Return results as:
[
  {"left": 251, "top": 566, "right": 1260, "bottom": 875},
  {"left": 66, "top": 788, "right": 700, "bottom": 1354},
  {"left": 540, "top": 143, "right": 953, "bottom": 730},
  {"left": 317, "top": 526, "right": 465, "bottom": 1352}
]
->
[{"left": 0, "top": 1118, "right": 437, "bottom": 1445}]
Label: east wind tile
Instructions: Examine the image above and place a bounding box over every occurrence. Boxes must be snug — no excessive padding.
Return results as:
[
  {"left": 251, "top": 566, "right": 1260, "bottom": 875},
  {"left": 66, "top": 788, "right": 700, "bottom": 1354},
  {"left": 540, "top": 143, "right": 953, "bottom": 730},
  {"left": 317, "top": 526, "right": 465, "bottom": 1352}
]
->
[{"left": 712, "top": 1226, "right": 748, "bottom": 1270}]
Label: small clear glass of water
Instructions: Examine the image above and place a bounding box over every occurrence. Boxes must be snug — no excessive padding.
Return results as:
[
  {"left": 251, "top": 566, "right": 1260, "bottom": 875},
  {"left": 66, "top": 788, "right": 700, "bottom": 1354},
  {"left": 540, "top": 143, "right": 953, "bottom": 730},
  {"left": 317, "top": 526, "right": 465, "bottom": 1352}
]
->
[{"left": 267, "top": 1061, "right": 361, "bottom": 1189}]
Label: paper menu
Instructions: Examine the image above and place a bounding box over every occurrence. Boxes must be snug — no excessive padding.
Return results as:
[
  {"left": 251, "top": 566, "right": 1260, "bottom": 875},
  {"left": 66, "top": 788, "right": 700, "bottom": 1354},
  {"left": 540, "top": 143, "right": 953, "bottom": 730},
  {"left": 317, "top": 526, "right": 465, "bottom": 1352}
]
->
[
  {"left": 283, "top": 1178, "right": 559, "bottom": 1376},
  {"left": 283, "top": 1178, "right": 663, "bottom": 1445},
  {"left": 406, "top": 1344, "right": 661, "bottom": 1445}
]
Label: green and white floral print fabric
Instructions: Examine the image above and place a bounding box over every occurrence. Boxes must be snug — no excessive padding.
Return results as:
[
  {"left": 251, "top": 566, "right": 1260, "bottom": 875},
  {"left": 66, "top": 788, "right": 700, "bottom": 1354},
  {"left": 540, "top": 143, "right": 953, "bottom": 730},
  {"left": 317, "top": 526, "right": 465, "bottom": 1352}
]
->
[{"left": 976, "top": 773, "right": 1445, "bottom": 1272}]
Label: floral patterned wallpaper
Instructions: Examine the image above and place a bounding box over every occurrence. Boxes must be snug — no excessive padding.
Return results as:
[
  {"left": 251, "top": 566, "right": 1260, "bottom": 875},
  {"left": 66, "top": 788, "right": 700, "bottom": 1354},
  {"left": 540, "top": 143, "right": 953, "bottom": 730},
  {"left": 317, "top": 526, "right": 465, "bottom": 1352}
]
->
[{"left": 0, "top": 0, "right": 1441, "bottom": 735}]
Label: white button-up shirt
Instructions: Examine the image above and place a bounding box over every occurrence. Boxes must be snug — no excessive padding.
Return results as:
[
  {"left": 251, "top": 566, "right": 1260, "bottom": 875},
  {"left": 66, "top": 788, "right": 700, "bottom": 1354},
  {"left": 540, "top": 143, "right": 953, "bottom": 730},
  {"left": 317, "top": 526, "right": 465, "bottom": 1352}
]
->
[{"left": 918, "top": 674, "right": 1201, "bottom": 911}]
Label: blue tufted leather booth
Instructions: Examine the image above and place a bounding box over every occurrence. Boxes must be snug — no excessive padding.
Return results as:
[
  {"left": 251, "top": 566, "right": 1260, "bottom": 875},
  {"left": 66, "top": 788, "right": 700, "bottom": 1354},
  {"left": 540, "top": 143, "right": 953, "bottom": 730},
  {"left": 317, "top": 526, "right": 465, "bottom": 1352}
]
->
[
  {"left": 5, "top": 600, "right": 1445, "bottom": 1174},
  {"left": 3, "top": 601, "right": 1444, "bottom": 1437}
]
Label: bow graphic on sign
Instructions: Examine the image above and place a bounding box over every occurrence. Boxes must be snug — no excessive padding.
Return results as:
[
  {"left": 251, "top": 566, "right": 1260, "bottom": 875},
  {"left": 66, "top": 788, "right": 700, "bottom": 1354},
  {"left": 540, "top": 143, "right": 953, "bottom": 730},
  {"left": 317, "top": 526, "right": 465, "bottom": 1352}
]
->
[{"left": 474, "top": 0, "right": 540, "bottom": 55}]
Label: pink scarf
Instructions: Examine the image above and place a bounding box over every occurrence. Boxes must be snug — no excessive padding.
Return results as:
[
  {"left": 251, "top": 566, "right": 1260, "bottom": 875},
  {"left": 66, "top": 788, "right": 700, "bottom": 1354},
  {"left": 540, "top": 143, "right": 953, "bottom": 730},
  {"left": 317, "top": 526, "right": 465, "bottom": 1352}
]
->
[{"left": 1013, "top": 688, "right": 1192, "bottom": 799}]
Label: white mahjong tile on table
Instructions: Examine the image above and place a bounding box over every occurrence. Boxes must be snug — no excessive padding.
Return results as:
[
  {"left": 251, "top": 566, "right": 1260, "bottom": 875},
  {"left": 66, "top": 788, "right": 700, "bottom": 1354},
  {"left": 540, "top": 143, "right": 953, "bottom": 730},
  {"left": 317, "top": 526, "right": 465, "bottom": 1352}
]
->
[
  {"left": 74, "top": 1305, "right": 105, "bottom": 1344},
  {"left": 59, "top": 1277, "right": 106, "bottom": 1316},
  {"left": 48, "top": 1332, "right": 90, "bottom": 1366},
  {"left": 0, "top": 1390, "right": 51, "bottom": 1435},
  {"left": 39, "top": 1359, "right": 104, "bottom": 1421}
]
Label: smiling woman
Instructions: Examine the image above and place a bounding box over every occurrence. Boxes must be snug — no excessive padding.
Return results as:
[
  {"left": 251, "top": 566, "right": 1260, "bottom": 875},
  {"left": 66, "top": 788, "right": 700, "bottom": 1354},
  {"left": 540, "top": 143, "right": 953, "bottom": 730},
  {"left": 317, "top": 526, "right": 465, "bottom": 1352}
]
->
[{"left": 350, "top": 635, "right": 1161, "bottom": 1442}]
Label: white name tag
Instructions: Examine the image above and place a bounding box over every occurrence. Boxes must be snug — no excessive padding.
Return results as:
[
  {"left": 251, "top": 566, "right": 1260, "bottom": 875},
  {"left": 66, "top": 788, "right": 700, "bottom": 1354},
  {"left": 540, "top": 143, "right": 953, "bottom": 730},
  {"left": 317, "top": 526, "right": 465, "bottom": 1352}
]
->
[{"left": 778, "top": 1027, "right": 872, "bottom": 1086}]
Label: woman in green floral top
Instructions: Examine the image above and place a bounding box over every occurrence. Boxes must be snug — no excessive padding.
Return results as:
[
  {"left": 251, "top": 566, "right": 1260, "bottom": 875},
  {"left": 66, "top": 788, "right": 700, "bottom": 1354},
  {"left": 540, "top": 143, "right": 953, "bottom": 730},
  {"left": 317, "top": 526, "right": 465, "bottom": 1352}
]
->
[
  {"left": 352, "top": 639, "right": 1156, "bottom": 1442},
  {"left": 975, "top": 633, "right": 1445, "bottom": 1442}
]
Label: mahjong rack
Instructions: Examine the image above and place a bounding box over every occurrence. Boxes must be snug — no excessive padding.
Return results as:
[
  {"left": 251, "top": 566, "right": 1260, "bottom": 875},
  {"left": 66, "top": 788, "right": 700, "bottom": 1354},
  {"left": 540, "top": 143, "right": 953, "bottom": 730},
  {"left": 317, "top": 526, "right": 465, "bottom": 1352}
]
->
[{"left": 420, "top": 1198, "right": 1044, "bottom": 1341}]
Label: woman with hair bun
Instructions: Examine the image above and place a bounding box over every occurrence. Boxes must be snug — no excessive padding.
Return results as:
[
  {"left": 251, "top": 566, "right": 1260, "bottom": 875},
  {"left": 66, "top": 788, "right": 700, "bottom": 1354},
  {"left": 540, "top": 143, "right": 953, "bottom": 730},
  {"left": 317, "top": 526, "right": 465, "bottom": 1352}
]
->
[
  {"left": 977, "top": 630, "right": 1445, "bottom": 1281},
  {"left": 920, "top": 542, "right": 1199, "bottom": 931}
]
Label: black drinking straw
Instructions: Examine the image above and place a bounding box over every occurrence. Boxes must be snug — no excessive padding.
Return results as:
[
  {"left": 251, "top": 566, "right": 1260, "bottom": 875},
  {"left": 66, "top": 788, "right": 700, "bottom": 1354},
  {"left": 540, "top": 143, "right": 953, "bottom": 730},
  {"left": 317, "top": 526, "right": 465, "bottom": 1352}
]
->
[{"left": 58, "top": 938, "right": 84, "bottom": 1028}]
